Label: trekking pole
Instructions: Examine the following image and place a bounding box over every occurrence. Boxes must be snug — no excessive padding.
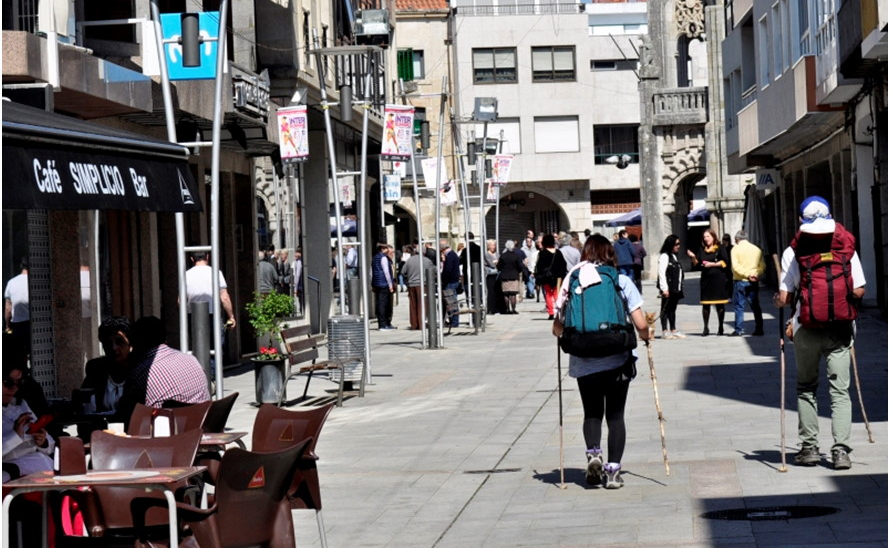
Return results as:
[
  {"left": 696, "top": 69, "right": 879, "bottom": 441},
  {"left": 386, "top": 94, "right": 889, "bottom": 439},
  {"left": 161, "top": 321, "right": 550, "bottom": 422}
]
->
[
  {"left": 850, "top": 345, "right": 875, "bottom": 443},
  {"left": 557, "top": 341, "right": 567, "bottom": 489},
  {"left": 645, "top": 314, "right": 670, "bottom": 476},
  {"left": 777, "top": 305, "right": 788, "bottom": 473}
]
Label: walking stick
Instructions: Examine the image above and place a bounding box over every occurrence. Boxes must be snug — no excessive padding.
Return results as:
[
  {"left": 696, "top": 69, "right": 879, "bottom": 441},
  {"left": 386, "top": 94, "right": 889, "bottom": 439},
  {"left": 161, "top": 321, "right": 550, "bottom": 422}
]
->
[
  {"left": 850, "top": 345, "right": 875, "bottom": 443},
  {"left": 645, "top": 315, "right": 670, "bottom": 476},
  {"left": 777, "top": 305, "right": 788, "bottom": 473},
  {"left": 557, "top": 341, "right": 567, "bottom": 489}
]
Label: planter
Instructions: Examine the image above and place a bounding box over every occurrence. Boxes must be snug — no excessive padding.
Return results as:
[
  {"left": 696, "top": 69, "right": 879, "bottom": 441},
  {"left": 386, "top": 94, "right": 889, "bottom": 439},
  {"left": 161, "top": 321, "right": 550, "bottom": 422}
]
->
[{"left": 252, "top": 358, "right": 287, "bottom": 404}]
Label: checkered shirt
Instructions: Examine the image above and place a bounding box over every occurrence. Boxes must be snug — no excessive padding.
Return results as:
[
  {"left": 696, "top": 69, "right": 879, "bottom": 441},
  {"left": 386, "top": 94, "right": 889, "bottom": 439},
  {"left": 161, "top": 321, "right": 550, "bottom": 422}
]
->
[{"left": 130, "top": 344, "right": 210, "bottom": 407}]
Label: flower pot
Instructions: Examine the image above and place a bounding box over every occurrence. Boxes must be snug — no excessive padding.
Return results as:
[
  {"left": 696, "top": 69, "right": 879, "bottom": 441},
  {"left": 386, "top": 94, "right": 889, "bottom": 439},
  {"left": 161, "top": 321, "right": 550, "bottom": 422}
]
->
[{"left": 252, "top": 358, "right": 287, "bottom": 404}]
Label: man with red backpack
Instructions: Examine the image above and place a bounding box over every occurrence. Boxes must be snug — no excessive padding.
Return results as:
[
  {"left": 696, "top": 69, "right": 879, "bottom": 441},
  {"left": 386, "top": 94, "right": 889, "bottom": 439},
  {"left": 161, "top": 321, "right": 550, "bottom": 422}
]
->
[{"left": 775, "top": 196, "right": 866, "bottom": 470}]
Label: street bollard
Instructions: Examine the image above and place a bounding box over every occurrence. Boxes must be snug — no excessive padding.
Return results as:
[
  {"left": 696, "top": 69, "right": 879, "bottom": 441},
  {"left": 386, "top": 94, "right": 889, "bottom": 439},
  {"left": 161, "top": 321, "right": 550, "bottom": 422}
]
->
[
  {"left": 426, "top": 266, "right": 439, "bottom": 349},
  {"left": 189, "top": 301, "right": 212, "bottom": 390},
  {"left": 348, "top": 276, "right": 362, "bottom": 316},
  {"left": 472, "top": 261, "right": 482, "bottom": 334}
]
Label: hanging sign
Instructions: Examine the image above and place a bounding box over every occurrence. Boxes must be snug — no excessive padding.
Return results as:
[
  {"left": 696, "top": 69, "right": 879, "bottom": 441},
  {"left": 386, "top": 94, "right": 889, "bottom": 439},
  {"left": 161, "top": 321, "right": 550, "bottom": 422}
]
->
[
  {"left": 160, "top": 12, "right": 220, "bottom": 80},
  {"left": 420, "top": 157, "right": 447, "bottom": 190},
  {"left": 381, "top": 105, "right": 414, "bottom": 161},
  {"left": 485, "top": 182, "right": 500, "bottom": 205},
  {"left": 440, "top": 179, "right": 458, "bottom": 206},
  {"left": 276, "top": 106, "right": 309, "bottom": 163},
  {"left": 392, "top": 160, "right": 407, "bottom": 178},
  {"left": 384, "top": 174, "right": 401, "bottom": 202},
  {"left": 491, "top": 154, "right": 514, "bottom": 185},
  {"left": 338, "top": 177, "right": 354, "bottom": 208}
]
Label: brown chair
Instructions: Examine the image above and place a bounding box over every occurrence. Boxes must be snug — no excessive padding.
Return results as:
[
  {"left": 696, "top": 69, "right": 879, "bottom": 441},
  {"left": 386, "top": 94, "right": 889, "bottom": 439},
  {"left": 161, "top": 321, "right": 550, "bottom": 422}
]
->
[
  {"left": 128, "top": 402, "right": 211, "bottom": 437},
  {"left": 67, "top": 429, "right": 203, "bottom": 542},
  {"left": 251, "top": 403, "right": 334, "bottom": 548},
  {"left": 202, "top": 392, "right": 239, "bottom": 433},
  {"left": 133, "top": 443, "right": 310, "bottom": 548}
]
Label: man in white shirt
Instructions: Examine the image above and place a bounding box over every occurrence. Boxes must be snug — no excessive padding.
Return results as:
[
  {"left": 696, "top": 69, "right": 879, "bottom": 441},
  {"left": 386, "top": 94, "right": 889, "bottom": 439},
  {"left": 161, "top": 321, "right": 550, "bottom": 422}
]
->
[
  {"left": 4, "top": 259, "right": 30, "bottom": 356},
  {"left": 184, "top": 251, "right": 236, "bottom": 350},
  {"left": 519, "top": 230, "right": 539, "bottom": 299}
]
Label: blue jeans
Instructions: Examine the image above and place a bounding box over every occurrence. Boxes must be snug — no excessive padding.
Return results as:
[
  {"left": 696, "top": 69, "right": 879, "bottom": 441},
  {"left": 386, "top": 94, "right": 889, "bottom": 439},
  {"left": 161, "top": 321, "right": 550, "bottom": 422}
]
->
[
  {"left": 618, "top": 265, "right": 634, "bottom": 280},
  {"left": 732, "top": 280, "right": 763, "bottom": 333},
  {"left": 445, "top": 281, "right": 461, "bottom": 327},
  {"left": 525, "top": 274, "right": 536, "bottom": 298}
]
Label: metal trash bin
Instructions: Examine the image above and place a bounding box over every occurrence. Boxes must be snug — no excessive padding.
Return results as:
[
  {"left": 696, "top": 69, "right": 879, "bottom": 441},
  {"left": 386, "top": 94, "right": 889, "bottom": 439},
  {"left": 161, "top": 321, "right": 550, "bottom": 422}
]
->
[{"left": 328, "top": 315, "right": 365, "bottom": 387}]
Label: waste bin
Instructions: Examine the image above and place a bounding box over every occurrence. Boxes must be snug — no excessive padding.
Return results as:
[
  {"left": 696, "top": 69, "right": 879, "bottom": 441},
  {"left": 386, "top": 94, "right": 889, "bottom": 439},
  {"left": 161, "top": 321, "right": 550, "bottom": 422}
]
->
[{"left": 328, "top": 315, "right": 365, "bottom": 389}]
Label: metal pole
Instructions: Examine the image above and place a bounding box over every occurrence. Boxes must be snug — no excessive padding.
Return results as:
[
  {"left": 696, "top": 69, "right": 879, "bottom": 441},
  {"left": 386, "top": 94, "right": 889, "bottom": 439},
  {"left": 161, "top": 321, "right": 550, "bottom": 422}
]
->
[
  {"left": 312, "top": 30, "right": 347, "bottom": 315},
  {"left": 433, "top": 76, "right": 448, "bottom": 334},
  {"left": 148, "top": 0, "right": 189, "bottom": 353},
  {"left": 358, "top": 60, "right": 373, "bottom": 384},
  {"left": 209, "top": 1, "right": 230, "bottom": 400}
]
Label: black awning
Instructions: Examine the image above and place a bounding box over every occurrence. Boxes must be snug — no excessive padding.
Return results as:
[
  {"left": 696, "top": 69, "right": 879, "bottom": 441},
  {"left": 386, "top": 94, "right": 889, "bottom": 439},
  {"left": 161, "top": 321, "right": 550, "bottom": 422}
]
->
[{"left": 2, "top": 102, "right": 202, "bottom": 212}]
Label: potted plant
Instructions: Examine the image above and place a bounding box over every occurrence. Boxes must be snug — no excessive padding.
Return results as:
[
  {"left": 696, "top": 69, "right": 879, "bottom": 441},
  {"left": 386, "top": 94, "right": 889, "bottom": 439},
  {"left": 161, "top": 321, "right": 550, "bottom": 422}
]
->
[{"left": 245, "top": 291, "right": 294, "bottom": 404}]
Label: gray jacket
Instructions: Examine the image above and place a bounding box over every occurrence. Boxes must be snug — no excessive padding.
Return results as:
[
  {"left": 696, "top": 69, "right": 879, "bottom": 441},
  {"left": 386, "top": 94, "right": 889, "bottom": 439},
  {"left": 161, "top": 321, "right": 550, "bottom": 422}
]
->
[{"left": 401, "top": 254, "right": 433, "bottom": 287}]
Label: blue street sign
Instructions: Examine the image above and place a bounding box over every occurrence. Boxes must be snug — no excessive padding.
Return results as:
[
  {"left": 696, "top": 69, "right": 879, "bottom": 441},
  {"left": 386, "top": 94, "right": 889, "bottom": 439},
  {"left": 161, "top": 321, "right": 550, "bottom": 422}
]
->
[{"left": 159, "top": 12, "right": 220, "bottom": 80}]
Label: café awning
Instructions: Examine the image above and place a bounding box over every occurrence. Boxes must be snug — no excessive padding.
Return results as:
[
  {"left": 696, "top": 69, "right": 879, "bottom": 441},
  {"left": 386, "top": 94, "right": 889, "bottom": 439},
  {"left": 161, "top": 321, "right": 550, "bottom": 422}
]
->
[
  {"left": 2, "top": 102, "right": 202, "bottom": 212},
  {"left": 605, "top": 208, "right": 641, "bottom": 227}
]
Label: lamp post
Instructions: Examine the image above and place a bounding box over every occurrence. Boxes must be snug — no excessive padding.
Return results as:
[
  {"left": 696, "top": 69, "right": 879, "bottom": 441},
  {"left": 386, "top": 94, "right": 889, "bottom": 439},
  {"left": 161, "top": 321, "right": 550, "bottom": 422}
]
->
[{"left": 473, "top": 98, "right": 497, "bottom": 330}]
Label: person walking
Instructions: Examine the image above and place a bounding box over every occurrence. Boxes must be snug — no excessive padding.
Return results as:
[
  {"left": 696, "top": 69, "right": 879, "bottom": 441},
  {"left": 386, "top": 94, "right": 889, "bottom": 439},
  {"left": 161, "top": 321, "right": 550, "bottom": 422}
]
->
[
  {"left": 612, "top": 230, "right": 635, "bottom": 281},
  {"left": 520, "top": 230, "right": 539, "bottom": 299},
  {"left": 484, "top": 239, "right": 500, "bottom": 315},
  {"left": 535, "top": 233, "right": 568, "bottom": 320},
  {"left": 401, "top": 245, "right": 432, "bottom": 331},
  {"left": 629, "top": 234, "right": 647, "bottom": 293},
  {"left": 686, "top": 229, "right": 730, "bottom": 336},
  {"left": 185, "top": 250, "right": 237, "bottom": 340},
  {"left": 729, "top": 230, "right": 766, "bottom": 336},
  {"left": 656, "top": 235, "right": 686, "bottom": 339},
  {"left": 4, "top": 259, "right": 30, "bottom": 357},
  {"left": 257, "top": 251, "right": 278, "bottom": 295},
  {"left": 775, "top": 196, "right": 866, "bottom": 470},
  {"left": 551, "top": 235, "right": 651, "bottom": 489},
  {"left": 496, "top": 240, "right": 524, "bottom": 314},
  {"left": 371, "top": 243, "right": 397, "bottom": 330}
]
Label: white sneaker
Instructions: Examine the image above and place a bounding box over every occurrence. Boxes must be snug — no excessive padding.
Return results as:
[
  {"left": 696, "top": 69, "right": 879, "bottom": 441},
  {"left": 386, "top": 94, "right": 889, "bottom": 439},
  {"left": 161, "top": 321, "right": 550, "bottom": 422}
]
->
[
  {"left": 672, "top": 331, "right": 687, "bottom": 339},
  {"left": 585, "top": 448, "right": 604, "bottom": 486},
  {"left": 603, "top": 462, "right": 624, "bottom": 489}
]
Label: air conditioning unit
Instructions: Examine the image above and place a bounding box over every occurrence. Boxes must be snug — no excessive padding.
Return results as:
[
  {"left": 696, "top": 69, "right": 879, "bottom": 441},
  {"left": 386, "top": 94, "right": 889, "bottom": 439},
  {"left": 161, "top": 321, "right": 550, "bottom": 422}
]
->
[{"left": 354, "top": 9, "right": 391, "bottom": 47}]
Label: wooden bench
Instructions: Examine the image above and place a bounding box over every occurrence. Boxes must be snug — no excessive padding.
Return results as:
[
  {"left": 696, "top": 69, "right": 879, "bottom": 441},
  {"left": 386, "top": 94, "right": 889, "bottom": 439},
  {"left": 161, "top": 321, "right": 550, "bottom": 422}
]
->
[
  {"left": 279, "top": 325, "right": 346, "bottom": 407},
  {"left": 442, "top": 288, "right": 481, "bottom": 334}
]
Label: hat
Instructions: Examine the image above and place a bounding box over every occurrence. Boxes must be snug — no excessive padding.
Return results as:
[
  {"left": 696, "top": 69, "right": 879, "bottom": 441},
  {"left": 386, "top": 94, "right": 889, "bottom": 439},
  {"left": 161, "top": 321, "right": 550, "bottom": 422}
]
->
[{"left": 799, "top": 196, "right": 836, "bottom": 234}]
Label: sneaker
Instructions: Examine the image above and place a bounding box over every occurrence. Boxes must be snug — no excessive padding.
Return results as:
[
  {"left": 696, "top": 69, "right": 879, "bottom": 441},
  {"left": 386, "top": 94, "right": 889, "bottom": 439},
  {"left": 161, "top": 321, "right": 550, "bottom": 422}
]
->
[
  {"left": 793, "top": 446, "right": 821, "bottom": 466},
  {"left": 584, "top": 448, "right": 604, "bottom": 486},
  {"left": 672, "top": 331, "right": 687, "bottom": 339},
  {"left": 831, "top": 448, "right": 852, "bottom": 470},
  {"left": 729, "top": 331, "right": 744, "bottom": 337},
  {"left": 603, "top": 462, "right": 623, "bottom": 489},
  {"left": 662, "top": 333, "right": 676, "bottom": 340}
]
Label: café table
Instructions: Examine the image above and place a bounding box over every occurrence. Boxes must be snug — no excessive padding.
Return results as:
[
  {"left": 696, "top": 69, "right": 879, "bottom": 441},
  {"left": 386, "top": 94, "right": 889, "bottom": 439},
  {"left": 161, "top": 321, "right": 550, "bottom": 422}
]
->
[
  {"left": 2, "top": 466, "right": 205, "bottom": 548},
  {"left": 200, "top": 431, "right": 247, "bottom": 450}
]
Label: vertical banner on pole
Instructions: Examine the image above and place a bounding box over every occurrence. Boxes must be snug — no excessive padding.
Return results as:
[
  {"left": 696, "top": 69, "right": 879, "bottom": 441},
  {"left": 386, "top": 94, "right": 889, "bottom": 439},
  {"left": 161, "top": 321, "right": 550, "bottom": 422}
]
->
[
  {"left": 277, "top": 106, "right": 309, "bottom": 163},
  {"left": 384, "top": 174, "right": 401, "bottom": 202},
  {"left": 491, "top": 154, "right": 514, "bottom": 185},
  {"left": 381, "top": 105, "right": 415, "bottom": 161},
  {"left": 440, "top": 180, "right": 458, "bottom": 206},
  {"left": 485, "top": 182, "right": 499, "bottom": 205},
  {"left": 420, "top": 157, "right": 447, "bottom": 190}
]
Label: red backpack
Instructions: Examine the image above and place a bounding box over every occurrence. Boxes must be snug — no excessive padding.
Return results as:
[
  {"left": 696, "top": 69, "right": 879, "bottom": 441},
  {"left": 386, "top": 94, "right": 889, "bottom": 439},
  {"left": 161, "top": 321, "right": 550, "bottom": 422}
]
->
[{"left": 790, "top": 223, "right": 858, "bottom": 328}]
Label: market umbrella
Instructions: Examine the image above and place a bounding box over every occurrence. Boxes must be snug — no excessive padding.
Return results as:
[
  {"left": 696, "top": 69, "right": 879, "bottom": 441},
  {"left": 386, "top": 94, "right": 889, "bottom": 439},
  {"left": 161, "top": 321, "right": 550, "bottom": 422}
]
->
[{"left": 742, "top": 184, "right": 768, "bottom": 254}]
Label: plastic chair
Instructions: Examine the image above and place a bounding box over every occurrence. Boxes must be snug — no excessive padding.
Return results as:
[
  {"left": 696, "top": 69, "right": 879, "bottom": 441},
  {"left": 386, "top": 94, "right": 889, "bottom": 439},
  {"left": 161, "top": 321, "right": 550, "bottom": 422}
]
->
[
  {"left": 251, "top": 403, "right": 334, "bottom": 548},
  {"left": 128, "top": 402, "right": 211, "bottom": 437},
  {"left": 61, "top": 429, "right": 203, "bottom": 543},
  {"left": 133, "top": 443, "right": 310, "bottom": 548},
  {"left": 202, "top": 392, "right": 239, "bottom": 433}
]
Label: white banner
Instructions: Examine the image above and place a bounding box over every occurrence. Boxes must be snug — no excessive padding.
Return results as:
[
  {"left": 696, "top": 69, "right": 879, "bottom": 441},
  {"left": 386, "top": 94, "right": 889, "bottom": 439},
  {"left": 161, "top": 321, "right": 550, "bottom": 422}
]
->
[
  {"left": 491, "top": 154, "right": 514, "bottom": 185},
  {"left": 420, "top": 157, "right": 448, "bottom": 190},
  {"left": 440, "top": 180, "right": 458, "bottom": 206},
  {"left": 381, "top": 105, "right": 414, "bottom": 161},
  {"left": 276, "top": 106, "right": 309, "bottom": 163},
  {"left": 384, "top": 174, "right": 401, "bottom": 202}
]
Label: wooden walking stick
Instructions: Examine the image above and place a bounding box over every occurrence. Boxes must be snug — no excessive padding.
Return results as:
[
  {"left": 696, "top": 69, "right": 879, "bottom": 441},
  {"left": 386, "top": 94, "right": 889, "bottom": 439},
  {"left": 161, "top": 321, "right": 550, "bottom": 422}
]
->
[
  {"left": 645, "top": 314, "right": 670, "bottom": 476},
  {"left": 556, "top": 341, "right": 567, "bottom": 489},
  {"left": 850, "top": 345, "right": 875, "bottom": 443},
  {"left": 777, "top": 305, "right": 788, "bottom": 473}
]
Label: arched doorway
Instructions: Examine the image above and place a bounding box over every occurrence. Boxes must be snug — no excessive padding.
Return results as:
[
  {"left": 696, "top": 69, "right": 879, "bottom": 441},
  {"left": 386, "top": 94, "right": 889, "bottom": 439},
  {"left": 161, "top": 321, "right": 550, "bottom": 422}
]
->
[{"left": 485, "top": 190, "right": 569, "bottom": 248}]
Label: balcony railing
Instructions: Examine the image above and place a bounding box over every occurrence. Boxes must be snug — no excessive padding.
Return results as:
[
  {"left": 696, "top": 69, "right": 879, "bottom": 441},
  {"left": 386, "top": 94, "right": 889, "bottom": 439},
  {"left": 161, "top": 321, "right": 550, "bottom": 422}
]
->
[
  {"left": 454, "top": 3, "right": 582, "bottom": 16},
  {"left": 651, "top": 87, "right": 708, "bottom": 126}
]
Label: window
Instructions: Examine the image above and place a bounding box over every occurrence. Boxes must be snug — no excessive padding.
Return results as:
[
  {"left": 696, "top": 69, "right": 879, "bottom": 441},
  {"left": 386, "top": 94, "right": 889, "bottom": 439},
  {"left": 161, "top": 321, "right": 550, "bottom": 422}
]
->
[
  {"left": 413, "top": 50, "right": 425, "bottom": 79},
  {"left": 531, "top": 46, "right": 575, "bottom": 82},
  {"left": 474, "top": 118, "right": 521, "bottom": 155},
  {"left": 397, "top": 49, "right": 415, "bottom": 80},
  {"left": 590, "top": 23, "right": 648, "bottom": 36},
  {"left": 303, "top": 11, "right": 311, "bottom": 66},
  {"left": 472, "top": 48, "right": 517, "bottom": 83},
  {"left": 593, "top": 125, "right": 639, "bottom": 165},
  {"left": 590, "top": 60, "right": 637, "bottom": 71},
  {"left": 771, "top": 3, "right": 782, "bottom": 78},
  {"left": 534, "top": 117, "right": 579, "bottom": 153},
  {"left": 758, "top": 16, "right": 770, "bottom": 86}
]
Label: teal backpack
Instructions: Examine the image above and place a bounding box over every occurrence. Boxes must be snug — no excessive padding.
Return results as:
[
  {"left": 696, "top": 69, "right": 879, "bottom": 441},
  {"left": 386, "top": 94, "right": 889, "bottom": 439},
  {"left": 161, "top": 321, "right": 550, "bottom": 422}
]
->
[{"left": 559, "top": 265, "right": 637, "bottom": 358}]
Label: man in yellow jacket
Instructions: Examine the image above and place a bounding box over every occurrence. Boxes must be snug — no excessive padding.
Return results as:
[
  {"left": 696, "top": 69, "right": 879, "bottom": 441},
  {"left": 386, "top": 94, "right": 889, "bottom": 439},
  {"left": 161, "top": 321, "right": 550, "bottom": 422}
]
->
[{"left": 730, "top": 230, "right": 766, "bottom": 336}]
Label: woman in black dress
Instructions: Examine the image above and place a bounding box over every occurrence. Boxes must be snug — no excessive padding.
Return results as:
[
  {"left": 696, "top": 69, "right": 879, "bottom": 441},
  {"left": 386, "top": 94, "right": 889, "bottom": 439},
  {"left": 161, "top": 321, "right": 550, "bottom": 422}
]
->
[
  {"left": 686, "top": 228, "right": 731, "bottom": 336},
  {"left": 496, "top": 240, "right": 524, "bottom": 314}
]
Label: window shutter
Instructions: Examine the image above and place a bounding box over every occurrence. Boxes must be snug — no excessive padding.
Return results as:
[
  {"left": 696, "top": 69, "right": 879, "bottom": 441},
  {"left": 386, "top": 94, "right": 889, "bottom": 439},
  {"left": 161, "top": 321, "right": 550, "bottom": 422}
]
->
[{"left": 397, "top": 49, "right": 415, "bottom": 81}]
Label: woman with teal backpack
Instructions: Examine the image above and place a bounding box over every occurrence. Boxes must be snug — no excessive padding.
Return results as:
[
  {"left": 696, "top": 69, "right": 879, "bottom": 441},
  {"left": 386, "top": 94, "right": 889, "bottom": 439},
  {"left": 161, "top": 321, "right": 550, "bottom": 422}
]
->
[{"left": 551, "top": 235, "right": 651, "bottom": 489}]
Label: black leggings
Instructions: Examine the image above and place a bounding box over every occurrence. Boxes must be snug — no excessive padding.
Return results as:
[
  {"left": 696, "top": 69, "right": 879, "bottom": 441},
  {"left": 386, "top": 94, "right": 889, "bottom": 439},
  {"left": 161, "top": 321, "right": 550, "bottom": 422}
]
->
[
  {"left": 660, "top": 293, "right": 681, "bottom": 331},
  {"left": 702, "top": 304, "right": 725, "bottom": 330},
  {"left": 577, "top": 368, "right": 631, "bottom": 464}
]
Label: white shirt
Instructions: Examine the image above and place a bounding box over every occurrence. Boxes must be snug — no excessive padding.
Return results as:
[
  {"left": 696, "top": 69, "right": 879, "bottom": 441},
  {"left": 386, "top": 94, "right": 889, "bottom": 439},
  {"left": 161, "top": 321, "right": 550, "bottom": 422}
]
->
[
  {"left": 520, "top": 240, "right": 539, "bottom": 271},
  {"left": 4, "top": 273, "right": 29, "bottom": 322},
  {"left": 185, "top": 264, "right": 228, "bottom": 315},
  {"left": 3, "top": 399, "right": 55, "bottom": 479}
]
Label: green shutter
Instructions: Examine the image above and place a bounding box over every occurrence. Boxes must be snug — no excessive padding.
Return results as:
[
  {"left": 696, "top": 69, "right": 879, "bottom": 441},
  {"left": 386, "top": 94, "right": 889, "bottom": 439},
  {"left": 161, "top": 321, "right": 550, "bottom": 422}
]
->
[{"left": 397, "top": 49, "right": 415, "bottom": 81}]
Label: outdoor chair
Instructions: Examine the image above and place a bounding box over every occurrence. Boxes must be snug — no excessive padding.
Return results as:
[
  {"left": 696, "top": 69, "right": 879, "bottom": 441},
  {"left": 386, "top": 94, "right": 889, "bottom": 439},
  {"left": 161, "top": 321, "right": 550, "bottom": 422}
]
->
[
  {"left": 201, "top": 392, "right": 240, "bottom": 433},
  {"left": 251, "top": 403, "right": 334, "bottom": 548},
  {"left": 129, "top": 402, "right": 211, "bottom": 437},
  {"left": 132, "top": 443, "right": 310, "bottom": 548},
  {"left": 56, "top": 429, "right": 203, "bottom": 546}
]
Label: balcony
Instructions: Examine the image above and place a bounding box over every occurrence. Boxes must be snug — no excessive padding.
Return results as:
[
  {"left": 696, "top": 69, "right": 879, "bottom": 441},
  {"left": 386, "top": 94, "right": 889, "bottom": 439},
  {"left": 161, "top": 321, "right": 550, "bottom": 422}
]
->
[
  {"left": 650, "top": 87, "right": 708, "bottom": 126},
  {"left": 453, "top": 2, "right": 581, "bottom": 16},
  {"left": 838, "top": 0, "right": 887, "bottom": 78}
]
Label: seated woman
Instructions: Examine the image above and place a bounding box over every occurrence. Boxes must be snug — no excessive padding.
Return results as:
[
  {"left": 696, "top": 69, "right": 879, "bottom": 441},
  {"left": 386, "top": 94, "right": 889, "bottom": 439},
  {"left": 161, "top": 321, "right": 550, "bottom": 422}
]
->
[
  {"left": 3, "top": 360, "right": 54, "bottom": 482},
  {"left": 77, "top": 316, "right": 132, "bottom": 438}
]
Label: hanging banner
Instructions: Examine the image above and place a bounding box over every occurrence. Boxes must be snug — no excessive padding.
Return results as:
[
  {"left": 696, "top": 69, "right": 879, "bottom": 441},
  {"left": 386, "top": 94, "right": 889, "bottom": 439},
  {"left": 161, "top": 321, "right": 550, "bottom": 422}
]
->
[
  {"left": 384, "top": 174, "right": 401, "bottom": 202},
  {"left": 440, "top": 179, "right": 458, "bottom": 206},
  {"left": 491, "top": 154, "right": 514, "bottom": 185},
  {"left": 420, "top": 157, "right": 447, "bottom": 190},
  {"left": 338, "top": 177, "right": 354, "bottom": 208},
  {"left": 381, "top": 105, "right": 414, "bottom": 161},
  {"left": 392, "top": 160, "right": 407, "bottom": 178},
  {"left": 276, "top": 106, "right": 309, "bottom": 163},
  {"left": 485, "top": 182, "right": 500, "bottom": 205}
]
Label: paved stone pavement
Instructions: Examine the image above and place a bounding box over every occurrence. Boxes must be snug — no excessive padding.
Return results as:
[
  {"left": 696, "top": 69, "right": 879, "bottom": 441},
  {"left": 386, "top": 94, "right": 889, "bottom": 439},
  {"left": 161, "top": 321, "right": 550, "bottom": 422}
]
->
[{"left": 221, "top": 275, "right": 888, "bottom": 548}]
